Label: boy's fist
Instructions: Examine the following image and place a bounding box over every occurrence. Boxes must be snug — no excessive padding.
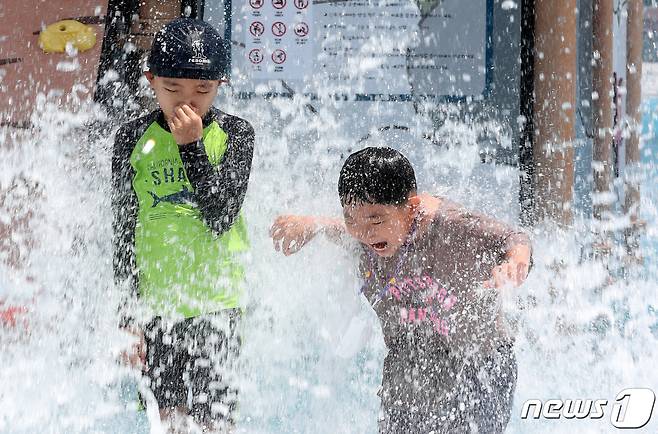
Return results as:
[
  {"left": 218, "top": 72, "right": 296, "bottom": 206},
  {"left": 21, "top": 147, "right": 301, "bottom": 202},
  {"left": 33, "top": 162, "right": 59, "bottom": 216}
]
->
[
  {"left": 485, "top": 244, "right": 531, "bottom": 290},
  {"left": 168, "top": 105, "right": 203, "bottom": 145},
  {"left": 120, "top": 327, "right": 146, "bottom": 371},
  {"left": 270, "top": 215, "right": 319, "bottom": 256}
]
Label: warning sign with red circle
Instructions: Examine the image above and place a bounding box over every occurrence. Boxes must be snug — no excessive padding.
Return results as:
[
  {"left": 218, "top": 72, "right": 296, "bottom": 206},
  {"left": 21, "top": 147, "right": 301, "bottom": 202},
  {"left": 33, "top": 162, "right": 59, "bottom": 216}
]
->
[
  {"left": 244, "top": 0, "right": 311, "bottom": 80},
  {"left": 249, "top": 49, "right": 264, "bottom": 64},
  {"left": 294, "top": 0, "right": 308, "bottom": 9},
  {"left": 271, "top": 22, "right": 287, "bottom": 37},
  {"left": 249, "top": 21, "right": 265, "bottom": 38},
  {"left": 272, "top": 0, "right": 286, "bottom": 9},
  {"left": 272, "top": 49, "right": 287, "bottom": 64},
  {"left": 294, "top": 22, "right": 309, "bottom": 38}
]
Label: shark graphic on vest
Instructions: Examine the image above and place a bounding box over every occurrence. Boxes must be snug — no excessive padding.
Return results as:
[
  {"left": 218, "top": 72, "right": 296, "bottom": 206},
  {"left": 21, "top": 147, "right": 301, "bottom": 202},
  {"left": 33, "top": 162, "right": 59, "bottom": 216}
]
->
[{"left": 149, "top": 185, "right": 197, "bottom": 208}]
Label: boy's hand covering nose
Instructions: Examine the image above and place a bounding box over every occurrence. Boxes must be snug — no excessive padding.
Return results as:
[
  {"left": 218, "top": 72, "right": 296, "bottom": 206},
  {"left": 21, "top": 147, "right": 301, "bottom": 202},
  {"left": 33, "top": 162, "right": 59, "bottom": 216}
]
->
[
  {"left": 168, "top": 104, "right": 203, "bottom": 145},
  {"left": 484, "top": 244, "right": 531, "bottom": 290},
  {"left": 270, "top": 215, "right": 319, "bottom": 256}
]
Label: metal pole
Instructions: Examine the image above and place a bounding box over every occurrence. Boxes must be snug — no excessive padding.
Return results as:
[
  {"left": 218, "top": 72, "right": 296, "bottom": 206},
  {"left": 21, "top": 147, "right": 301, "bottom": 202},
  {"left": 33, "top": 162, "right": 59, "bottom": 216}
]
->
[
  {"left": 519, "top": 0, "right": 536, "bottom": 227},
  {"left": 532, "top": 0, "right": 577, "bottom": 225}
]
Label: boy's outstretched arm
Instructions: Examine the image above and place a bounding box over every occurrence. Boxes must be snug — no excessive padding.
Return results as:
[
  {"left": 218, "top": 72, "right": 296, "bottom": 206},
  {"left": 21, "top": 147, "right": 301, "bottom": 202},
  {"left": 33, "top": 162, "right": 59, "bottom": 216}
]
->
[
  {"left": 270, "top": 215, "right": 348, "bottom": 256},
  {"left": 453, "top": 208, "right": 532, "bottom": 289},
  {"left": 175, "top": 107, "right": 255, "bottom": 235}
]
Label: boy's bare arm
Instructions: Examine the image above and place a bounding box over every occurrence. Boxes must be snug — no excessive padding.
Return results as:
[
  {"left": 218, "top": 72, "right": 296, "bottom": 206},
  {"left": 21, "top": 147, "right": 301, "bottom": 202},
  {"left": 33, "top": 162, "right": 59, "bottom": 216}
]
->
[
  {"left": 452, "top": 206, "right": 532, "bottom": 289},
  {"left": 269, "top": 215, "right": 351, "bottom": 256}
]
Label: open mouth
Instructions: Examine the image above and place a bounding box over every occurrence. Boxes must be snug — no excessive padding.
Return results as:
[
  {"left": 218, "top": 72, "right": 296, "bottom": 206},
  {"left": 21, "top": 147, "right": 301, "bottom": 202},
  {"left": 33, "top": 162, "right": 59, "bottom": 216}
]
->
[{"left": 370, "top": 241, "right": 388, "bottom": 252}]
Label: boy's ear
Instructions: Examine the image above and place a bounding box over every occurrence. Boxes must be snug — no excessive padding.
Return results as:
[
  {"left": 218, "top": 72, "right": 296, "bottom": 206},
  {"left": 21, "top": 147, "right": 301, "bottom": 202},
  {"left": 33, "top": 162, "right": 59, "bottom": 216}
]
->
[
  {"left": 407, "top": 192, "right": 421, "bottom": 215},
  {"left": 407, "top": 193, "right": 421, "bottom": 207},
  {"left": 144, "top": 71, "right": 155, "bottom": 83}
]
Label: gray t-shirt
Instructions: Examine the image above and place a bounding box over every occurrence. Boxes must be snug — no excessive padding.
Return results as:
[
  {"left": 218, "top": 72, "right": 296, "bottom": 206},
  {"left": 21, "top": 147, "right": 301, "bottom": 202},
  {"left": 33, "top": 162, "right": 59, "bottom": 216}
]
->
[{"left": 358, "top": 199, "right": 531, "bottom": 411}]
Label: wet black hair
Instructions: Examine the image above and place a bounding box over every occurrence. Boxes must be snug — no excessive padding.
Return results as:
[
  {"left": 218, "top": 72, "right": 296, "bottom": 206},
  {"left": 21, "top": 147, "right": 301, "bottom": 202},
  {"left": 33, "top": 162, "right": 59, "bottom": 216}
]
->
[{"left": 338, "top": 147, "right": 417, "bottom": 207}]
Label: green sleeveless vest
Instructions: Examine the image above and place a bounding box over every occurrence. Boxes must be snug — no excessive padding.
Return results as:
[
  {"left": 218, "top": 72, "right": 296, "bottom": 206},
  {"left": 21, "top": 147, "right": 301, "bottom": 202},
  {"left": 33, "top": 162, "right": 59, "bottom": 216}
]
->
[{"left": 129, "top": 121, "right": 248, "bottom": 318}]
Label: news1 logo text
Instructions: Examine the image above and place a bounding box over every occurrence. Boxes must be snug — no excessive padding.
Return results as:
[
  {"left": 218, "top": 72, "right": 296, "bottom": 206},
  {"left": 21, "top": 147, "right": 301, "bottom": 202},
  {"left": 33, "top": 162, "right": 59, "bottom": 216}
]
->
[{"left": 521, "top": 388, "right": 656, "bottom": 429}]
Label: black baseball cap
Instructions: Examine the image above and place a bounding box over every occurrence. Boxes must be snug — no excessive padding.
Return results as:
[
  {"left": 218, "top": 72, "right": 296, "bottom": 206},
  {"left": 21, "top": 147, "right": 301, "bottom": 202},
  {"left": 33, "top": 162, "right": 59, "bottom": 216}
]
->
[{"left": 147, "top": 18, "right": 230, "bottom": 80}]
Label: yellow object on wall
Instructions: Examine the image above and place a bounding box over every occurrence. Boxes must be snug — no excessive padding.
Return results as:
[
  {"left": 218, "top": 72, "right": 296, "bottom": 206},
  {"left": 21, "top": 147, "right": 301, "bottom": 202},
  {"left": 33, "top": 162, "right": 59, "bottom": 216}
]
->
[{"left": 38, "top": 20, "right": 97, "bottom": 53}]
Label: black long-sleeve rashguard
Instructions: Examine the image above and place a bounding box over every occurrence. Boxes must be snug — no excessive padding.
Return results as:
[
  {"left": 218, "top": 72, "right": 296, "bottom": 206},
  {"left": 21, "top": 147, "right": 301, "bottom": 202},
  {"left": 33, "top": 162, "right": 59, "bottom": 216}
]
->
[{"left": 111, "top": 107, "right": 254, "bottom": 321}]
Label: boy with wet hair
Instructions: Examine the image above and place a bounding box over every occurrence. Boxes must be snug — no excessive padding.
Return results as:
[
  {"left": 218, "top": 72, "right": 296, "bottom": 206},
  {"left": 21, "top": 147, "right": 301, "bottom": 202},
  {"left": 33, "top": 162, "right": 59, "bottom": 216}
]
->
[
  {"left": 112, "top": 17, "right": 254, "bottom": 432},
  {"left": 270, "top": 147, "right": 531, "bottom": 433}
]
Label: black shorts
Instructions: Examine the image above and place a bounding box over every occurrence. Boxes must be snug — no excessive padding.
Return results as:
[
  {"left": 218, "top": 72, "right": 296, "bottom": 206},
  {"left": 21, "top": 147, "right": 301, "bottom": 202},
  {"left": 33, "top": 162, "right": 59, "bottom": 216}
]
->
[
  {"left": 379, "top": 343, "right": 517, "bottom": 434},
  {"left": 143, "top": 310, "right": 241, "bottom": 424}
]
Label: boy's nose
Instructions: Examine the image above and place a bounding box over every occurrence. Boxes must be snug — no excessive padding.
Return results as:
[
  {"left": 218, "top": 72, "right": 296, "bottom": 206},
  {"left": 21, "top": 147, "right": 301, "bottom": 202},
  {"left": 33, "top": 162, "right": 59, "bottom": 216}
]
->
[{"left": 177, "top": 102, "right": 198, "bottom": 112}]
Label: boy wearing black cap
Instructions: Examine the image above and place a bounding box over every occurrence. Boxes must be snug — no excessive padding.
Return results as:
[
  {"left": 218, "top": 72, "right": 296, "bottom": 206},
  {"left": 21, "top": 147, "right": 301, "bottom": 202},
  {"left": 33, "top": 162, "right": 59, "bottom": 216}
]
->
[{"left": 112, "top": 18, "right": 254, "bottom": 432}]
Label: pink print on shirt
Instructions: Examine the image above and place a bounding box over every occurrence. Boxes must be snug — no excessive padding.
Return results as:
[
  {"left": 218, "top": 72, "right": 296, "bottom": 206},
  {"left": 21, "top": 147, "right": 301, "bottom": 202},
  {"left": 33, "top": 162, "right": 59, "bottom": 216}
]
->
[
  {"left": 386, "top": 274, "right": 457, "bottom": 336},
  {"left": 399, "top": 305, "right": 451, "bottom": 336}
]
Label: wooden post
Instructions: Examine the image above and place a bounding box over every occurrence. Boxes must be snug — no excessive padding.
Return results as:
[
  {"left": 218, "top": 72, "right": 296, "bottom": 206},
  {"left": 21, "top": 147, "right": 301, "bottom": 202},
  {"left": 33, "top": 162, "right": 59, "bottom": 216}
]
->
[
  {"left": 532, "top": 0, "right": 577, "bottom": 225},
  {"left": 624, "top": 0, "right": 644, "bottom": 260},
  {"left": 591, "top": 0, "right": 614, "bottom": 223}
]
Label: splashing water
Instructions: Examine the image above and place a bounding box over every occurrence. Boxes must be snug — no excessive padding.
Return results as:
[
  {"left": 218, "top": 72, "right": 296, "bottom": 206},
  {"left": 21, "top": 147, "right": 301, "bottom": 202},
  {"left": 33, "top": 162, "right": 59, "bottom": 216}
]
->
[
  {"left": 1, "top": 88, "right": 656, "bottom": 433},
  {"left": 2, "top": 8, "right": 658, "bottom": 434}
]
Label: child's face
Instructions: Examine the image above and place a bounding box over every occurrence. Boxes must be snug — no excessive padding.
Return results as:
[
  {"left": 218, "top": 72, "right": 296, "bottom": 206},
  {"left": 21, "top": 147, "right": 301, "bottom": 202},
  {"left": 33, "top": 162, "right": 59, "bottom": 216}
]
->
[
  {"left": 343, "top": 196, "right": 419, "bottom": 257},
  {"left": 145, "top": 72, "right": 221, "bottom": 122}
]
